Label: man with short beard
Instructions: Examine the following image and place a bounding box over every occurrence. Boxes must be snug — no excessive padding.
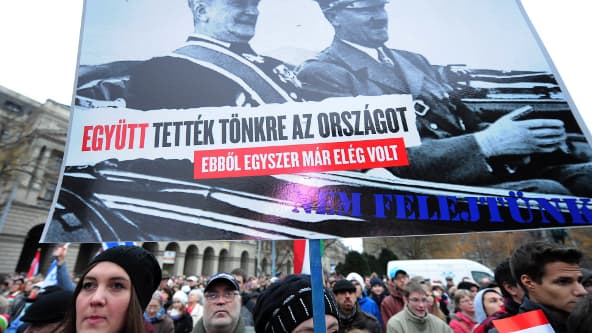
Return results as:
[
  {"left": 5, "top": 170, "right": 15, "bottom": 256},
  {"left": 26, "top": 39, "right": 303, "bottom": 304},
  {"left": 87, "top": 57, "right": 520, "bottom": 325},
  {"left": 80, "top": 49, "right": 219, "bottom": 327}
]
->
[
  {"left": 333, "top": 279, "right": 381, "bottom": 333},
  {"left": 125, "top": 0, "right": 303, "bottom": 110}
]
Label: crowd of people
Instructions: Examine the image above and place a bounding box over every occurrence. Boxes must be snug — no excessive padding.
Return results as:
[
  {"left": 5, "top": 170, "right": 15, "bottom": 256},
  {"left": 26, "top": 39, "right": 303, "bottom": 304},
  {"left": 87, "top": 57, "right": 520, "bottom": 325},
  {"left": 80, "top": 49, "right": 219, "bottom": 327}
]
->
[{"left": 1, "top": 241, "right": 591, "bottom": 333}]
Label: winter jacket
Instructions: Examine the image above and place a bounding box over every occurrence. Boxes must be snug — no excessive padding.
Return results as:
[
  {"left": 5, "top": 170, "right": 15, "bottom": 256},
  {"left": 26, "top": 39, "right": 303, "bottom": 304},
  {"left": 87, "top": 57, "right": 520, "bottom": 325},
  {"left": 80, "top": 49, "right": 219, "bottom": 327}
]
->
[{"left": 387, "top": 305, "right": 452, "bottom": 333}]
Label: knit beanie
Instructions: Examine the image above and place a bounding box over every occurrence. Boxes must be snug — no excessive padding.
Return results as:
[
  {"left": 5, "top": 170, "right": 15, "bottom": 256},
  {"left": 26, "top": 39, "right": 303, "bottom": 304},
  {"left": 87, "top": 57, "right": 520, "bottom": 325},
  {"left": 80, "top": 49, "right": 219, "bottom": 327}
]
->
[
  {"left": 88, "top": 245, "right": 161, "bottom": 309},
  {"left": 332, "top": 279, "right": 356, "bottom": 294},
  {"left": 253, "top": 275, "right": 339, "bottom": 333},
  {"left": 346, "top": 272, "right": 364, "bottom": 289},
  {"left": 370, "top": 277, "right": 383, "bottom": 287},
  {"left": 21, "top": 286, "right": 72, "bottom": 323}
]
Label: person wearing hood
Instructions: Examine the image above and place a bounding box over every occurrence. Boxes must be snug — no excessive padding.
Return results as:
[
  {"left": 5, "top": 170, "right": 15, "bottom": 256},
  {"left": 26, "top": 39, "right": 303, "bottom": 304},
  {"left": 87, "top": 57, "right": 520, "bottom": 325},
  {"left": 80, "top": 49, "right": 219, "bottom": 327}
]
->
[
  {"left": 347, "top": 272, "right": 382, "bottom": 325},
  {"left": 333, "top": 279, "right": 381, "bottom": 333},
  {"left": 387, "top": 281, "right": 451, "bottom": 333},
  {"left": 472, "top": 288, "right": 504, "bottom": 333},
  {"left": 145, "top": 292, "right": 174, "bottom": 333},
  {"left": 473, "top": 288, "right": 503, "bottom": 325}
]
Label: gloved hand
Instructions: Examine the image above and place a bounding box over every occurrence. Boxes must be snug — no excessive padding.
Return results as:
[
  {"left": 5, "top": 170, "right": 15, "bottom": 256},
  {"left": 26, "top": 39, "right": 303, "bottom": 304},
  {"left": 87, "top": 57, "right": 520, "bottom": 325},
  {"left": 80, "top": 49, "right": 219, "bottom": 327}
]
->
[{"left": 474, "top": 109, "right": 567, "bottom": 157}]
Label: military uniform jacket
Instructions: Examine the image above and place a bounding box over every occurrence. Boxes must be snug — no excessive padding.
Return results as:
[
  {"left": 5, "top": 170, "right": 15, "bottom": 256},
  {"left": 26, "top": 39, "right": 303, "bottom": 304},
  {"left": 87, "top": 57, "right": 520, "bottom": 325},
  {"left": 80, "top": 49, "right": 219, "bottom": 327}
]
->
[
  {"left": 125, "top": 34, "right": 302, "bottom": 110},
  {"left": 297, "top": 39, "right": 498, "bottom": 185}
]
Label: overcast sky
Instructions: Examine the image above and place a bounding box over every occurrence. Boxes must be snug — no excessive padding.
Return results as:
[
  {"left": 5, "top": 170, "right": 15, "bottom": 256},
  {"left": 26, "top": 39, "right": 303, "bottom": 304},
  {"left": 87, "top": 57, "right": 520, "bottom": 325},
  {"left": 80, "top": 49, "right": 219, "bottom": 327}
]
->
[{"left": 0, "top": 1, "right": 589, "bottom": 123}]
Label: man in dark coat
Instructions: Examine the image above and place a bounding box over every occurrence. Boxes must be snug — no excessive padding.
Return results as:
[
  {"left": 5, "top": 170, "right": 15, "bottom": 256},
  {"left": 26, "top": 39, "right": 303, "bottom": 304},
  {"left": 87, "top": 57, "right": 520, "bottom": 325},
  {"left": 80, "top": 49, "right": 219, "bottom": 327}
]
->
[
  {"left": 333, "top": 279, "right": 381, "bottom": 333},
  {"left": 507, "top": 241, "right": 587, "bottom": 333},
  {"left": 297, "top": 0, "right": 592, "bottom": 196},
  {"left": 125, "top": 0, "right": 302, "bottom": 110}
]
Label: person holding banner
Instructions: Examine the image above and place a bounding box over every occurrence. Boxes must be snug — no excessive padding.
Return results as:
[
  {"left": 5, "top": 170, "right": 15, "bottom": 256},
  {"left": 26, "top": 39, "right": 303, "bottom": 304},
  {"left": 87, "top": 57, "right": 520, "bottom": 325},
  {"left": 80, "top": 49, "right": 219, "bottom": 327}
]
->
[
  {"left": 53, "top": 245, "right": 75, "bottom": 292},
  {"left": 124, "top": 0, "right": 303, "bottom": 110},
  {"left": 56, "top": 245, "right": 161, "bottom": 333},
  {"left": 297, "top": 0, "right": 592, "bottom": 197}
]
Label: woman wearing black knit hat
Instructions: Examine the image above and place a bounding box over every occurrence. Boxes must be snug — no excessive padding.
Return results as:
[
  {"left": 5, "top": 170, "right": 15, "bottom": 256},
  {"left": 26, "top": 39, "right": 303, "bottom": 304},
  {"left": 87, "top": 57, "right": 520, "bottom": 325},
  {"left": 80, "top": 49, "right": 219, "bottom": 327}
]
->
[
  {"left": 57, "top": 245, "right": 162, "bottom": 333},
  {"left": 253, "top": 275, "right": 339, "bottom": 333}
]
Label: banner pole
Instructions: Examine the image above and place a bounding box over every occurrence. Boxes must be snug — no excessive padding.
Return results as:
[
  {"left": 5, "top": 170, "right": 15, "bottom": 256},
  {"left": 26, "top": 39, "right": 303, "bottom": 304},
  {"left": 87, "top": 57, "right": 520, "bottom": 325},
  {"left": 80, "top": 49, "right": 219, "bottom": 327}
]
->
[{"left": 309, "top": 239, "right": 326, "bottom": 333}]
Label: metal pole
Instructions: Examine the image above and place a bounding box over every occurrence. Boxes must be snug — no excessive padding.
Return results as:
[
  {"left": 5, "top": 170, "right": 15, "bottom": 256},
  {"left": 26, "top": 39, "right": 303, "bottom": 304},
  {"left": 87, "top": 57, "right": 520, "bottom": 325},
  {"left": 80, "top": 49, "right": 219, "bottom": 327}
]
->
[
  {"left": 310, "top": 239, "right": 327, "bottom": 333},
  {"left": 256, "top": 240, "right": 261, "bottom": 276},
  {"left": 271, "top": 239, "right": 276, "bottom": 277}
]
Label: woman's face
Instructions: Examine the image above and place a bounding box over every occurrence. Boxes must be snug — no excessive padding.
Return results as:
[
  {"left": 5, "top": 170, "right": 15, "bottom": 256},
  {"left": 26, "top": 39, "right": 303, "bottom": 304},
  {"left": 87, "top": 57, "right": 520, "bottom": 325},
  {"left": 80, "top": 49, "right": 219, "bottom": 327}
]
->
[
  {"left": 146, "top": 299, "right": 161, "bottom": 318},
  {"left": 458, "top": 295, "right": 475, "bottom": 314},
  {"left": 371, "top": 284, "right": 384, "bottom": 295},
  {"left": 76, "top": 262, "right": 132, "bottom": 333},
  {"left": 482, "top": 291, "right": 504, "bottom": 317},
  {"left": 188, "top": 292, "right": 199, "bottom": 304}
]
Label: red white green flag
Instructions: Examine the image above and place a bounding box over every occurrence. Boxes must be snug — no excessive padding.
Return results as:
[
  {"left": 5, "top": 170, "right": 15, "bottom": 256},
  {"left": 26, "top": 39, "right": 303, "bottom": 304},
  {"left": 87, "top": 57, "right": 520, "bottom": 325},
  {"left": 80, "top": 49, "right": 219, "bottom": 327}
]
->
[
  {"left": 293, "top": 239, "right": 324, "bottom": 274},
  {"left": 493, "top": 310, "right": 555, "bottom": 333},
  {"left": 26, "top": 248, "right": 41, "bottom": 279}
]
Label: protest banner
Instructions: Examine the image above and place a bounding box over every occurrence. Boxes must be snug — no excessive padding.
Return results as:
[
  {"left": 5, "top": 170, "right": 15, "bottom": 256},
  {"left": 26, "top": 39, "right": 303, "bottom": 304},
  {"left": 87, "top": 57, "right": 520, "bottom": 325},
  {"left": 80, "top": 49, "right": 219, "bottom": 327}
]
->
[{"left": 42, "top": 0, "right": 592, "bottom": 242}]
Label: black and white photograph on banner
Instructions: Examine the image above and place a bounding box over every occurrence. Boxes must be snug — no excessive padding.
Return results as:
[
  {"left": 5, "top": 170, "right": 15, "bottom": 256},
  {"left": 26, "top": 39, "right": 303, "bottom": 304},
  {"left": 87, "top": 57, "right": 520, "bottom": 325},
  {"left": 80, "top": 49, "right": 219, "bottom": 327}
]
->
[{"left": 42, "top": 0, "right": 592, "bottom": 242}]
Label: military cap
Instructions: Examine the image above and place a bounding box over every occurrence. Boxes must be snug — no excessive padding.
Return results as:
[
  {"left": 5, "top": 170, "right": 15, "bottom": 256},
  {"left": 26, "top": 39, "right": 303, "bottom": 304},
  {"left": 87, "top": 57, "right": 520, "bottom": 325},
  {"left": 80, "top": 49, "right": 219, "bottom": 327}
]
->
[{"left": 316, "top": 0, "right": 388, "bottom": 11}]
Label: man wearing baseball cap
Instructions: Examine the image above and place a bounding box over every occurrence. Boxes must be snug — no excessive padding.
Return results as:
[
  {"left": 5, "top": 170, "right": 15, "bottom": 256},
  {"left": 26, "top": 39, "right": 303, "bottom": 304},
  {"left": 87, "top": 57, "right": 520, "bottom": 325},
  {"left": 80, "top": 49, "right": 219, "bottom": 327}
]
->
[
  {"left": 380, "top": 268, "right": 409, "bottom": 331},
  {"left": 193, "top": 273, "right": 252, "bottom": 333},
  {"left": 297, "top": 0, "right": 592, "bottom": 196}
]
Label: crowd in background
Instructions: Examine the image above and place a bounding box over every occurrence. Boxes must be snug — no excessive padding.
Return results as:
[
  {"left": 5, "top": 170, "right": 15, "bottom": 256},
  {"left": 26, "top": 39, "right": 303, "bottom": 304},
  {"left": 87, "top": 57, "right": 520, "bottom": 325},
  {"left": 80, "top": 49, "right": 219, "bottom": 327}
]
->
[{"left": 1, "top": 241, "right": 592, "bottom": 333}]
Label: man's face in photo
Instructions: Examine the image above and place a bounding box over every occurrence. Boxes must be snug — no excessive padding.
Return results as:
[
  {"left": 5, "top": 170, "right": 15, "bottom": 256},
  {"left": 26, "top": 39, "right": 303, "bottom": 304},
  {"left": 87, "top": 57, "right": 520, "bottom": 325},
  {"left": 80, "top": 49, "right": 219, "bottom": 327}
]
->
[
  {"left": 524, "top": 261, "right": 587, "bottom": 313},
  {"left": 331, "top": 3, "right": 389, "bottom": 48},
  {"left": 202, "top": 0, "right": 260, "bottom": 43}
]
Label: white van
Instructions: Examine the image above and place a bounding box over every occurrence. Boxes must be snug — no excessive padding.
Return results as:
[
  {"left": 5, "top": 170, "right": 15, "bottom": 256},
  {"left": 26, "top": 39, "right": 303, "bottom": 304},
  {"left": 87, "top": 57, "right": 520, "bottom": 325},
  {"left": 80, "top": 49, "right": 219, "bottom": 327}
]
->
[{"left": 386, "top": 259, "right": 494, "bottom": 285}]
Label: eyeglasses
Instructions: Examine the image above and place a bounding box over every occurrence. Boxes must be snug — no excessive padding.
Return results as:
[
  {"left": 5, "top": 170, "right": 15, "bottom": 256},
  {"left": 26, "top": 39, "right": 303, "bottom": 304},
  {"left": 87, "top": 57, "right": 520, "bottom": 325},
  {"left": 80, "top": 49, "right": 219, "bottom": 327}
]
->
[
  {"left": 408, "top": 297, "right": 429, "bottom": 304},
  {"left": 205, "top": 290, "right": 240, "bottom": 303}
]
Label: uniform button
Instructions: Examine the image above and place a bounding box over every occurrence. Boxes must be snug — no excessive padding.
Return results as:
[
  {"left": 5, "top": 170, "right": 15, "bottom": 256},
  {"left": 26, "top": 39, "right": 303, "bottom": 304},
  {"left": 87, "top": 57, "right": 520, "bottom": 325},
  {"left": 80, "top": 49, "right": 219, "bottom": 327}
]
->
[{"left": 430, "top": 123, "right": 438, "bottom": 130}]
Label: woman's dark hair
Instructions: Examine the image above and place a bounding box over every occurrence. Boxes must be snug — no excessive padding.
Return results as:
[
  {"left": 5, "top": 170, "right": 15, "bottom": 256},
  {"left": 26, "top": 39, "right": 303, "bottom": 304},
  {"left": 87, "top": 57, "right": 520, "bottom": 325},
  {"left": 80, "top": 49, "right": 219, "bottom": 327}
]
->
[{"left": 55, "top": 262, "right": 147, "bottom": 333}]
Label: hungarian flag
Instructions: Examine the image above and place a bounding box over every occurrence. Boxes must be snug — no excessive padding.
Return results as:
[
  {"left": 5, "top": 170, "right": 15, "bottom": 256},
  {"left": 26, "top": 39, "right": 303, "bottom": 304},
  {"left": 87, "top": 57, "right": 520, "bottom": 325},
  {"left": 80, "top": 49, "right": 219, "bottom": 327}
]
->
[
  {"left": 293, "top": 240, "right": 323, "bottom": 274},
  {"left": 26, "top": 248, "right": 41, "bottom": 279},
  {"left": 493, "top": 309, "right": 555, "bottom": 333}
]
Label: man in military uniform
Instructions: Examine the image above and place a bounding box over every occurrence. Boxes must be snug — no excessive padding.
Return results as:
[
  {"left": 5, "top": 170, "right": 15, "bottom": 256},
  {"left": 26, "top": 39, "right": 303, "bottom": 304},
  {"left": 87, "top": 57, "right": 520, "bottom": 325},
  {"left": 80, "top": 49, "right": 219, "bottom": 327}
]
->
[
  {"left": 125, "top": 0, "right": 302, "bottom": 110},
  {"left": 297, "top": 0, "right": 592, "bottom": 196}
]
